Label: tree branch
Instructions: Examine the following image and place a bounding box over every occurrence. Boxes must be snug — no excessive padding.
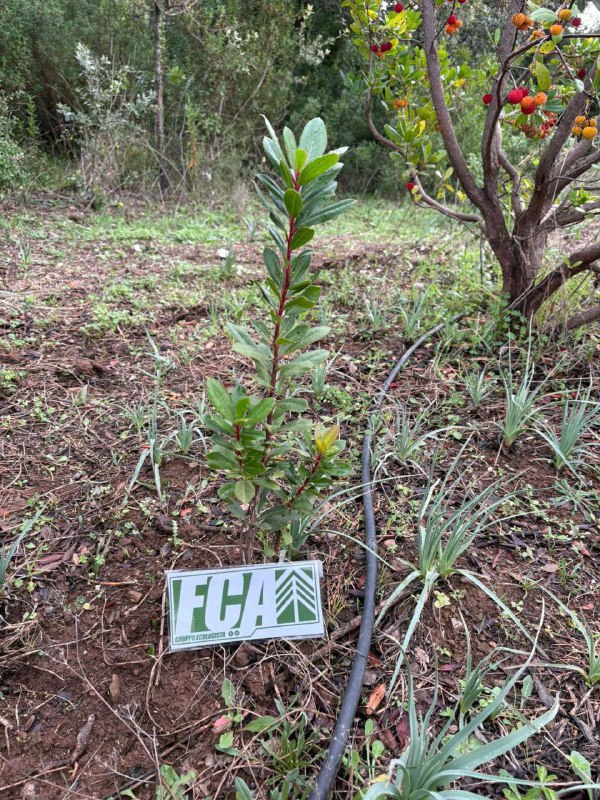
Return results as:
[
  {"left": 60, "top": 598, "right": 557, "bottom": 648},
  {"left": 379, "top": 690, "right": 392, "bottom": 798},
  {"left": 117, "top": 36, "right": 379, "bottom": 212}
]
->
[
  {"left": 421, "top": 0, "right": 484, "bottom": 209},
  {"left": 481, "top": 0, "right": 524, "bottom": 199},
  {"left": 413, "top": 177, "right": 483, "bottom": 224},
  {"left": 515, "top": 247, "right": 600, "bottom": 316},
  {"left": 518, "top": 66, "right": 598, "bottom": 232},
  {"left": 364, "top": 78, "right": 482, "bottom": 225},
  {"left": 498, "top": 143, "right": 524, "bottom": 218},
  {"left": 554, "top": 197, "right": 600, "bottom": 228},
  {"left": 565, "top": 303, "right": 600, "bottom": 331},
  {"left": 364, "top": 80, "right": 403, "bottom": 155}
]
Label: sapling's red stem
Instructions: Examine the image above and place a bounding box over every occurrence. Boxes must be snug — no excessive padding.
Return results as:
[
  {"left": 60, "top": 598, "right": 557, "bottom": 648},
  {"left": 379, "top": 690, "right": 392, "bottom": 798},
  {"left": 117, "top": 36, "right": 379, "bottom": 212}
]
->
[
  {"left": 244, "top": 169, "right": 300, "bottom": 560},
  {"left": 288, "top": 451, "right": 323, "bottom": 507},
  {"left": 264, "top": 169, "right": 300, "bottom": 437}
]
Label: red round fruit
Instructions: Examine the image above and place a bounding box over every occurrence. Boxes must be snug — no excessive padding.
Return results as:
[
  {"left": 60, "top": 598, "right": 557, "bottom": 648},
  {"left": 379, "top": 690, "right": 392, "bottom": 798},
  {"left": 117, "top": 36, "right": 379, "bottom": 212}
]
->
[
  {"left": 577, "top": 68, "right": 586, "bottom": 79},
  {"left": 572, "top": 17, "right": 582, "bottom": 27},
  {"left": 518, "top": 86, "right": 529, "bottom": 97},
  {"left": 482, "top": 93, "right": 493, "bottom": 105},
  {"left": 370, "top": 43, "right": 379, "bottom": 52},
  {"left": 394, "top": 2, "right": 404, "bottom": 10},
  {"left": 448, "top": 14, "right": 457, "bottom": 24},
  {"left": 381, "top": 41, "right": 392, "bottom": 52},
  {"left": 406, "top": 181, "right": 416, "bottom": 191},
  {"left": 457, "top": 0, "right": 467, "bottom": 4},
  {"left": 507, "top": 88, "right": 523, "bottom": 104}
]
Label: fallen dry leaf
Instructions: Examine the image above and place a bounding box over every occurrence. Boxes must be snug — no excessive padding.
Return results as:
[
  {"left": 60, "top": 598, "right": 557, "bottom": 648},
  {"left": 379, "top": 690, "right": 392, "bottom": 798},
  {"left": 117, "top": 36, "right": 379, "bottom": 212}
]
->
[{"left": 366, "top": 683, "right": 386, "bottom": 715}]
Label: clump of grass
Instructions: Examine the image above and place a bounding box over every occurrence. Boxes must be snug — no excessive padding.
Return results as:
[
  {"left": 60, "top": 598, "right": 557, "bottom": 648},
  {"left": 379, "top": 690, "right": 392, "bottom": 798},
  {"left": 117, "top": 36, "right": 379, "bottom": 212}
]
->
[
  {"left": 375, "top": 403, "right": 451, "bottom": 471},
  {"left": 536, "top": 381, "right": 600, "bottom": 474},
  {"left": 378, "top": 443, "right": 534, "bottom": 697},
  {"left": 497, "top": 344, "right": 549, "bottom": 449},
  {"left": 463, "top": 368, "right": 496, "bottom": 408},
  {"left": 363, "top": 660, "right": 559, "bottom": 800}
]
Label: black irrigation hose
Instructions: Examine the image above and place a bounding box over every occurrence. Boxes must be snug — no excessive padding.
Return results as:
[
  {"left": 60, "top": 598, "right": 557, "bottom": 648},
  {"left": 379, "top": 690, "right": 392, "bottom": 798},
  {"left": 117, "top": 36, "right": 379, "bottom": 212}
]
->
[{"left": 309, "top": 316, "right": 464, "bottom": 800}]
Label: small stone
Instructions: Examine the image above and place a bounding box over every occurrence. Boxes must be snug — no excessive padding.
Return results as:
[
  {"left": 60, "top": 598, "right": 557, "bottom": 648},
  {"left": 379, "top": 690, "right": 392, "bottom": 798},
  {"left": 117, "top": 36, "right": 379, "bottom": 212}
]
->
[
  {"left": 126, "top": 590, "right": 143, "bottom": 603},
  {"left": 155, "top": 514, "right": 175, "bottom": 534},
  {"left": 22, "top": 781, "right": 37, "bottom": 799},
  {"left": 232, "top": 643, "right": 252, "bottom": 668},
  {"left": 108, "top": 674, "right": 121, "bottom": 704},
  {"left": 22, "top": 714, "right": 36, "bottom": 732}
]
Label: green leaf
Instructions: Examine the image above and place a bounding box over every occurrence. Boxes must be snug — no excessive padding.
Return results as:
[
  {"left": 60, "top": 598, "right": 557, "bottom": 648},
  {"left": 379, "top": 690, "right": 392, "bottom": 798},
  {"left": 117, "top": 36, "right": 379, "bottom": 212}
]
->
[
  {"left": 298, "top": 117, "right": 327, "bottom": 160},
  {"left": 282, "top": 126, "right": 296, "bottom": 165},
  {"left": 262, "top": 116, "right": 286, "bottom": 162},
  {"left": 263, "top": 137, "right": 282, "bottom": 167},
  {"left": 234, "top": 397, "right": 250, "bottom": 420},
  {"left": 232, "top": 341, "right": 272, "bottom": 364},
  {"left": 279, "top": 159, "right": 294, "bottom": 190},
  {"left": 243, "top": 715, "right": 277, "bottom": 733},
  {"left": 207, "top": 450, "right": 238, "bottom": 470},
  {"left": 284, "top": 189, "right": 303, "bottom": 218},
  {"left": 298, "top": 153, "right": 339, "bottom": 186},
  {"left": 534, "top": 62, "right": 551, "bottom": 92},
  {"left": 206, "top": 378, "right": 234, "bottom": 421},
  {"left": 299, "top": 198, "right": 356, "bottom": 227},
  {"left": 234, "top": 480, "right": 255, "bottom": 503},
  {"left": 530, "top": 8, "right": 558, "bottom": 22},
  {"left": 221, "top": 677, "right": 236, "bottom": 707},
  {"left": 235, "top": 778, "right": 254, "bottom": 800},
  {"left": 275, "top": 398, "right": 308, "bottom": 414},
  {"left": 295, "top": 148, "right": 308, "bottom": 172},
  {"left": 263, "top": 247, "right": 282, "bottom": 288},
  {"left": 290, "top": 227, "right": 315, "bottom": 249},
  {"left": 246, "top": 398, "right": 275, "bottom": 424}
]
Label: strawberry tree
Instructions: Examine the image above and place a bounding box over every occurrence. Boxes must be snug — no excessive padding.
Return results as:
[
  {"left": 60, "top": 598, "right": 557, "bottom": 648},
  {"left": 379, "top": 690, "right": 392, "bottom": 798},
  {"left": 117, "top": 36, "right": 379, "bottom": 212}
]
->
[
  {"left": 204, "top": 117, "right": 354, "bottom": 562},
  {"left": 344, "top": 0, "right": 600, "bottom": 327}
]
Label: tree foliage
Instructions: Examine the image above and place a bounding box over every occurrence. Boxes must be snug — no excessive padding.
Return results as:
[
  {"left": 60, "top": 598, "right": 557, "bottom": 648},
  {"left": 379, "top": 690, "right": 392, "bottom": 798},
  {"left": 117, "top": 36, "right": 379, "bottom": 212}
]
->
[{"left": 344, "top": 0, "right": 600, "bottom": 326}]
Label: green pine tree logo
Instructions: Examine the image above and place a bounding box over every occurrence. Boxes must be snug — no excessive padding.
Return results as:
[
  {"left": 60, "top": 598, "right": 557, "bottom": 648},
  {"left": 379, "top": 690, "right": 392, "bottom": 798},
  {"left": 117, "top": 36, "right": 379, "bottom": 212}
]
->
[{"left": 275, "top": 568, "right": 317, "bottom": 624}]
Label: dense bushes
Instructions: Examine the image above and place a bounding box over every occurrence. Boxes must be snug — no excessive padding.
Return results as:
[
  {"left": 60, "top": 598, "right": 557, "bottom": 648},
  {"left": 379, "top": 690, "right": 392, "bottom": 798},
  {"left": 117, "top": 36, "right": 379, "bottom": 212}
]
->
[{"left": 0, "top": 0, "right": 525, "bottom": 200}]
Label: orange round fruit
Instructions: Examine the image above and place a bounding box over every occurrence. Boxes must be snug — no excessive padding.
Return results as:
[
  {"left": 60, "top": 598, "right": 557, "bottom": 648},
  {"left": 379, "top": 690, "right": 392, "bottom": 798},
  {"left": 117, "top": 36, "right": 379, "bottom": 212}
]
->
[
  {"left": 588, "top": 118, "right": 597, "bottom": 128},
  {"left": 572, "top": 126, "right": 583, "bottom": 137},
  {"left": 550, "top": 23, "right": 564, "bottom": 36},
  {"left": 530, "top": 29, "right": 544, "bottom": 39},
  {"left": 393, "top": 98, "right": 409, "bottom": 109},
  {"left": 533, "top": 92, "right": 547, "bottom": 107},
  {"left": 445, "top": 23, "right": 457, "bottom": 33},
  {"left": 575, "top": 115, "right": 587, "bottom": 125},
  {"left": 521, "top": 96, "right": 537, "bottom": 115},
  {"left": 582, "top": 126, "right": 598, "bottom": 140},
  {"left": 512, "top": 12, "right": 526, "bottom": 27},
  {"left": 558, "top": 8, "right": 572, "bottom": 20}
]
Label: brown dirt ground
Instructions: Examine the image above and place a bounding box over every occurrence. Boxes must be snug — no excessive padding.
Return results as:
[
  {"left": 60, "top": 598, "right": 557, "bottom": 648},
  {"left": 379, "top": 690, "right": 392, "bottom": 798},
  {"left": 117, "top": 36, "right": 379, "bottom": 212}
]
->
[{"left": 1, "top": 199, "right": 599, "bottom": 800}]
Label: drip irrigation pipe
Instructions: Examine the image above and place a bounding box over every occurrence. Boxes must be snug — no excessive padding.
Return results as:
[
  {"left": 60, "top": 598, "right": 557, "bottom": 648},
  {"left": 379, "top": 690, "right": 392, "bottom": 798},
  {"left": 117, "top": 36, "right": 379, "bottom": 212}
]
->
[{"left": 309, "top": 316, "right": 464, "bottom": 800}]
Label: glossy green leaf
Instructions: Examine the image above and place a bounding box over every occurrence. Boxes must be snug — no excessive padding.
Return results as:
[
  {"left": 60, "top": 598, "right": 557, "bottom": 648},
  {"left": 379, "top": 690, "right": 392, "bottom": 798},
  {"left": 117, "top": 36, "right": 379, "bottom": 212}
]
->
[
  {"left": 206, "top": 378, "right": 234, "bottom": 421},
  {"left": 298, "top": 117, "right": 327, "bottom": 160},
  {"left": 298, "top": 153, "right": 339, "bottom": 186},
  {"left": 535, "top": 62, "right": 551, "bottom": 92},
  {"left": 234, "top": 479, "right": 255, "bottom": 503},
  {"left": 246, "top": 398, "right": 275, "bottom": 424},
  {"left": 282, "top": 126, "right": 296, "bottom": 165},
  {"left": 283, "top": 189, "right": 303, "bottom": 218},
  {"left": 290, "top": 227, "right": 315, "bottom": 249}
]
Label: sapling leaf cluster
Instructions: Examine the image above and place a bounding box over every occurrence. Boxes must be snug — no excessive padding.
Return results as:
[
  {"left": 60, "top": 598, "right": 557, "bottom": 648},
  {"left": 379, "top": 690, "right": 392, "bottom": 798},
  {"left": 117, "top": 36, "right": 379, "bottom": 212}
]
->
[{"left": 204, "top": 117, "right": 354, "bottom": 560}]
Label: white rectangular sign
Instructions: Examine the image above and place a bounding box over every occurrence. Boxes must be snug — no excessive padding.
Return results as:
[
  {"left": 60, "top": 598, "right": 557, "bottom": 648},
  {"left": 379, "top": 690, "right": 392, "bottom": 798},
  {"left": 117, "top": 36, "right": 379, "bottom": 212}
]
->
[{"left": 166, "top": 561, "right": 324, "bottom": 651}]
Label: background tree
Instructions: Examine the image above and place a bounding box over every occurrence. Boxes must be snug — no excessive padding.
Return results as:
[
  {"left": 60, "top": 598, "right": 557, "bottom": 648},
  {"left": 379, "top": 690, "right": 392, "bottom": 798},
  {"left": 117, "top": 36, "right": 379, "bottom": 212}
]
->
[{"left": 344, "top": 0, "right": 600, "bottom": 329}]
